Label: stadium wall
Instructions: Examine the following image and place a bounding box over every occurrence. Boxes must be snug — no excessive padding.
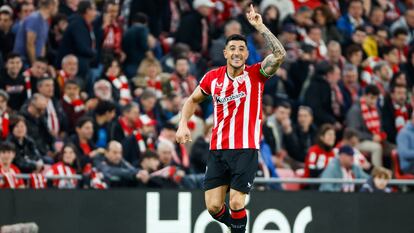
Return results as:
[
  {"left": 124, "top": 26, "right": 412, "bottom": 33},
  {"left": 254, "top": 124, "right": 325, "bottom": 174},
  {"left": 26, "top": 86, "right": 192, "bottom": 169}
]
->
[{"left": 0, "top": 190, "right": 412, "bottom": 233}]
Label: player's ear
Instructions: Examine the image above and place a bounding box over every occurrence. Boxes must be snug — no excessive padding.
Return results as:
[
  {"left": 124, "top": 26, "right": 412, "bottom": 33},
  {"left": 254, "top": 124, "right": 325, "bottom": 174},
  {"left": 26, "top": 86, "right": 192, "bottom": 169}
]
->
[{"left": 223, "top": 48, "right": 228, "bottom": 59}]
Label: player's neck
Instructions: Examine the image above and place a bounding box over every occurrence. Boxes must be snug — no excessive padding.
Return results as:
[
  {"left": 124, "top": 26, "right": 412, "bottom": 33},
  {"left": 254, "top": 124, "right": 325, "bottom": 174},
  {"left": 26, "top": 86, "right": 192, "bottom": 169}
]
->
[{"left": 226, "top": 65, "right": 245, "bottom": 79}]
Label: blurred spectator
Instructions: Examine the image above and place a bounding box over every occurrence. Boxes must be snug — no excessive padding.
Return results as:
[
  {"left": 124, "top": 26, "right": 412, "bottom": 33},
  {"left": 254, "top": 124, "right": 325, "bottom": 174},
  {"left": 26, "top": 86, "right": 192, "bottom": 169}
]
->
[
  {"left": 48, "top": 14, "right": 68, "bottom": 64},
  {"left": 93, "top": 0, "right": 123, "bottom": 65},
  {"left": 138, "top": 89, "right": 162, "bottom": 123},
  {"left": 338, "top": 128, "right": 371, "bottom": 171},
  {"left": 337, "top": 0, "right": 366, "bottom": 41},
  {"left": 13, "top": 0, "right": 58, "bottom": 65},
  {"left": 279, "top": 24, "right": 300, "bottom": 66},
  {"left": 175, "top": 0, "right": 214, "bottom": 54},
  {"left": 345, "top": 44, "right": 364, "bottom": 73},
  {"left": 344, "top": 26, "right": 368, "bottom": 57},
  {"left": 210, "top": 19, "right": 242, "bottom": 67},
  {"left": 363, "top": 25, "right": 389, "bottom": 58},
  {"left": 156, "top": 139, "right": 174, "bottom": 168},
  {"left": 91, "top": 100, "right": 116, "bottom": 148},
  {"left": 390, "top": 27, "right": 409, "bottom": 63},
  {"left": 110, "top": 102, "right": 140, "bottom": 142},
  {"left": 346, "top": 84, "right": 385, "bottom": 167},
  {"left": 20, "top": 94, "right": 55, "bottom": 157},
  {"left": 0, "top": 7, "right": 15, "bottom": 64},
  {"left": 261, "top": 2, "right": 280, "bottom": 36},
  {"left": 61, "top": 80, "right": 86, "bottom": 133},
  {"left": 304, "top": 124, "right": 336, "bottom": 178},
  {"left": 0, "top": 53, "right": 26, "bottom": 111},
  {"left": 339, "top": 64, "right": 361, "bottom": 114},
  {"left": 396, "top": 112, "right": 414, "bottom": 174},
  {"left": 381, "top": 84, "right": 411, "bottom": 144},
  {"left": 284, "top": 106, "right": 317, "bottom": 164},
  {"left": 304, "top": 25, "right": 327, "bottom": 60},
  {"left": 101, "top": 58, "right": 132, "bottom": 105},
  {"left": 59, "top": 0, "right": 79, "bottom": 16},
  {"left": 58, "top": 0, "right": 97, "bottom": 79},
  {"left": 368, "top": 6, "right": 385, "bottom": 31},
  {"left": 95, "top": 140, "right": 149, "bottom": 187},
  {"left": 134, "top": 57, "right": 163, "bottom": 98},
  {"left": 282, "top": 5, "right": 313, "bottom": 40},
  {"left": 319, "top": 145, "right": 369, "bottom": 192},
  {"left": 303, "top": 63, "right": 343, "bottom": 128},
  {"left": 390, "top": 8, "right": 414, "bottom": 43},
  {"left": 11, "top": 1, "right": 35, "bottom": 34},
  {"left": 190, "top": 123, "right": 211, "bottom": 174},
  {"left": 46, "top": 143, "right": 80, "bottom": 189},
  {"left": 8, "top": 115, "right": 43, "bottom": 173},
  {"left": 122, "top": 13, "right": 151, "bottom": 78},
  {"left": 360, "top": 166, "right": 392, "bottom": 193},
  {"left": 37, "top": 77, "right": 68, "bottom": 137},
  {"left": 326, "top": 40, "right": 346, "bottom": 70},
  {"left": 122, "top": 114, "right": 157, "bottom": 167},
  {"left": 69, "top": 116, "right": 103, "bottom": 169},
  {"left": 402, "top": 48, "right": 414, "bottom": 89},
  {"left": 0, "top": 90, "right": 9, "bottom": 140},
  {"left": 288, "top": 43, "right": 317, "bottom": 100},
  {"left": 22, "top": 57, "right": 49, "bottom": 98},
  {"left": 312, "top": 5, "right": 342, "bottom": 43},
  {"left": 158, "top": 123, "right": 189, "bottom": 171},
  {"left": 56, "top": 54, "right": 80, "bottom": 93},
  {"left": 259, "top": 0, "right": 294, "bottom": 22},
  {"left": 0, "top": 141, "right": 25, "bottom": 188},
  {"left": 169, "top": 56, "right": 198, "bottom": 98}
]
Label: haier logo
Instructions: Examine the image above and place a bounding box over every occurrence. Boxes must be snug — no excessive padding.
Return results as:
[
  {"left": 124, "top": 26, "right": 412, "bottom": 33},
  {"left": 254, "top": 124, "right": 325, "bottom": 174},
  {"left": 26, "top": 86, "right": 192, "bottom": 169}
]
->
[{"left": 146, "top": 192, "right": 313, "bottom": 233}]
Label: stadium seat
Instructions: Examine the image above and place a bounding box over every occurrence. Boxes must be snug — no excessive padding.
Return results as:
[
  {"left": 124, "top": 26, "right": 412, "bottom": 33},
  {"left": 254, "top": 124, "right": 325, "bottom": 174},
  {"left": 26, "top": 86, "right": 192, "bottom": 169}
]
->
[
  {"left": 391, "top": 150, "right": 414, "bottom": 179},
  {"left": 277, "top": 168, "right": 301, "bottom": 191}
]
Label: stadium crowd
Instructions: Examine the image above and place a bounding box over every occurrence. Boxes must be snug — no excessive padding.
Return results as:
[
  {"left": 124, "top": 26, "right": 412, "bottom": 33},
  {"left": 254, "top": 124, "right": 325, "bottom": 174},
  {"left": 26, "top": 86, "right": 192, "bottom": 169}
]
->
[{"left": 0, "top": 0, "right": 413, "bottom": 192}]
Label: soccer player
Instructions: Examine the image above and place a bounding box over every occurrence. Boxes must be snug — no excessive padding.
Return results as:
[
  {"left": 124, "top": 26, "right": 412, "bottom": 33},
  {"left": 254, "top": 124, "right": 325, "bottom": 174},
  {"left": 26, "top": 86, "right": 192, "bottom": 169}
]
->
[{"left": 175, "top": 5, "right": 286, "bottom": 233}]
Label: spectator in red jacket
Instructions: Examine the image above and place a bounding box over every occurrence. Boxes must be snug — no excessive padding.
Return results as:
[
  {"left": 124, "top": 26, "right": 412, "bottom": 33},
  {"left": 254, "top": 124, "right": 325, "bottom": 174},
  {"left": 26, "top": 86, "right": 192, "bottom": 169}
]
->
[
  {"left": 0, "top": 141, "right": 25, "bottom": 189},
  {"left": 304, "top": 124, "right": 336, "bottom": 178},
  {"left": 46, "top": 143, "right": 80, "bottom": 188}
]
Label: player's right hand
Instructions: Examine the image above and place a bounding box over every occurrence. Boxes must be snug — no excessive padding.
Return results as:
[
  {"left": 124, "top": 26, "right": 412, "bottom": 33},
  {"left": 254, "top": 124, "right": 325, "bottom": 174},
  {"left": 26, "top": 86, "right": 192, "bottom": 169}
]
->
[{"left": 176, "top": 125, "right": 192, "bottom": 144}]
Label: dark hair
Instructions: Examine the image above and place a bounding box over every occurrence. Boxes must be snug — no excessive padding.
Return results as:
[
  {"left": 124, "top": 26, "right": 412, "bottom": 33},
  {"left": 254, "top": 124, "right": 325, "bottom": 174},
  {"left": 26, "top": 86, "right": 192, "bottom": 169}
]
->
[
  {"left": 174, "top": 56, "right": 189, "bottom": 65},
  {"left": 9, "top": 115, "right": 26, "bottom": 134},
  {"left": 75, "top": 116, "right": 93, "bottom": 128},
  {"left": 163, "top": 122, "right": 177, "bottom": 131},
  {"left": 95, "top": 100, "right": 117, "bottom": 115},
  {"left": 382, "top": 45, "right": 397, "bottom": 56},
  {"left": 103, "top": 58, "right": 121, "bottom": 74},
  {"left": 345, "top": 44, "right": 362, "bottom": 59},
  {"left": 348, "top": 0, "right": 363, "bottom": 7},
  {"left": 312, "top": 5, "right": 335, "bottom": 24},
  {"left": 51, "top": 14, "right": 68, "bottom": 28},
  {"left": 390, "top": 83, "right": 407, "bottom": 93},
  {"left": 139, "top": 150, "right": 158, "bottom": 163},
  {"left": 276, "top": 101, "right": 291, "bottom": 109},
  {"left": 34, "top": 56, "right": 48, "bottom": 64},
  {"left": 64, "top": 79, "right": 81, "bottom": 88},
  {"left": 315, "top": 124, "right": 335, "bottom": 147},
  {"left": 131, "top": 12, "right": 147, "bottom": 24},
  {"left": 140, "top": 89, "right": 157, "bottom": 101},
  {"left": 0, "top": 141, "right": 15, "bottom": 153},
  {"left": 6, "top": 53, "right": 21, "bottom": 61},
  {"left": 225, "top": 34, "right": 247, "bottom": 46},
  {"left": 57, "top": 143, "right": 82, "bottom": 172},
  {"left": 393, "top": 27, "right": 409, "bottom": 37},
  {"left": 369, "top": 6, "right": 383, "bottom": 17},
  {"left": 39, "top": 0, "right": 56, "bottom": 8},
  {"left": 354, "top": 25, "right": 366, "bottom": 33},
  {"left": 343, "top": 128, "right": 359, "bottom": 140},
  {"left": 77, "top": 0, "right": 94, "bottom": 15},
  {"left": 121, "top": 102, "right": 139, "bottom": 114},
  {"left": 364, "top": 84, "right": 380, "bottom": 96},
  {"left": 390, "top": 72, "right": 406, "bottom": 88},
  {"left": 103, "top": 0, "right": 119, "bottom": 12},
  {"left": 306, "top": 25, "right": 322, "bottom": 33},
  {"left": 36, "top": 77, "right": 54, "bottom": 89}
]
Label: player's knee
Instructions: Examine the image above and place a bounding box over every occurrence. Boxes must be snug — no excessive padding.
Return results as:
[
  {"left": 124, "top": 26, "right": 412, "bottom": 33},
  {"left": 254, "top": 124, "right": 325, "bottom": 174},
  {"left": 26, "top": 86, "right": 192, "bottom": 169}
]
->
[
  {"left": 229, "top": 196, "right": 245, "bottom": 210},
  {"left": 206, "top": 201, "right": 223, "bottom": 214}
]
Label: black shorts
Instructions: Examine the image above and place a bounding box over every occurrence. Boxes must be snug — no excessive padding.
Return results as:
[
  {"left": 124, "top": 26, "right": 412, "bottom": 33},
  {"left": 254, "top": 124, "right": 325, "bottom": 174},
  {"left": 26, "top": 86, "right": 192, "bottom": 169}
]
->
[{"left": 203, "top": 149, "right": 258, "bottom": 194}]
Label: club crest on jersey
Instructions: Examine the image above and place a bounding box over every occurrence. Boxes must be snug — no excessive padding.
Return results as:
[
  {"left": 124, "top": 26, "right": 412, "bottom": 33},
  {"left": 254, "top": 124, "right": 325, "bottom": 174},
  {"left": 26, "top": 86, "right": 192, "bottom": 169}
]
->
[{"left": 215, "top": 91, "right": 246, "bottom": 104}]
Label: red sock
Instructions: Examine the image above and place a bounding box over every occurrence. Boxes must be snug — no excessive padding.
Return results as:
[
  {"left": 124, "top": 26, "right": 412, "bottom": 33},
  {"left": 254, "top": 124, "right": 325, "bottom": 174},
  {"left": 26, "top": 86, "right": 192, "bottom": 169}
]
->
[{"left": 230, "top": 208, "right": 247, "bottom": 233}]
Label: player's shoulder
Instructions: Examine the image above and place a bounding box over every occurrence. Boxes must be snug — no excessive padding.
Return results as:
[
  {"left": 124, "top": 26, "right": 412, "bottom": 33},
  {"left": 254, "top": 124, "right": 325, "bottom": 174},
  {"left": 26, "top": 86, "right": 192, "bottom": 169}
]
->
[{"left": 201, "top": 66, "right": 226, "bottom": 81}]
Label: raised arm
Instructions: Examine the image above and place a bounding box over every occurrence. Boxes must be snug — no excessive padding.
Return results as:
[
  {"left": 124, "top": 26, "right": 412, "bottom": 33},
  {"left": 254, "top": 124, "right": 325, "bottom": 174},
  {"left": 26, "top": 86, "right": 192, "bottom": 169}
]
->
[{"left": 246, "top": 4, "right": 286, "bottom": 77}]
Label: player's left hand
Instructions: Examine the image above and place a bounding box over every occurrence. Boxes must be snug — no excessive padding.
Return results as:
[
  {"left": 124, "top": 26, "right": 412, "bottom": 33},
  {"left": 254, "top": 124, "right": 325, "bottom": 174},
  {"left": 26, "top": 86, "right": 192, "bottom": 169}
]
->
[{"left": 246, "top": 4, "right": 263, "bottom": 29}]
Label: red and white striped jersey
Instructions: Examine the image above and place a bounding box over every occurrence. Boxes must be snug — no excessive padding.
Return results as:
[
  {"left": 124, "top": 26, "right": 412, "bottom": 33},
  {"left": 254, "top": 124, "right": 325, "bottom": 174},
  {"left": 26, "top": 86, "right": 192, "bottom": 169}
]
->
[{"left": 199, "top": 63, "right": 268, "bottom": 150}]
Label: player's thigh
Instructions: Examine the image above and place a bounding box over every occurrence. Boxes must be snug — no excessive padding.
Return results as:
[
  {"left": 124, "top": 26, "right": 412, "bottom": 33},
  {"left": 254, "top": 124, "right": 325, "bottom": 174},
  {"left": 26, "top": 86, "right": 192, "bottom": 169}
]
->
[
  {"left": 203, "top": 150, "right": 231, "bottom": 191},
  {"left": 229, "top": 188, "right": 247, "bottom": 210},
  {"left": 205, "top": 185, "right": 228, "bottom": 213},
  {"left": 229, "top": 149, "right": 258, "bottom": 194}
]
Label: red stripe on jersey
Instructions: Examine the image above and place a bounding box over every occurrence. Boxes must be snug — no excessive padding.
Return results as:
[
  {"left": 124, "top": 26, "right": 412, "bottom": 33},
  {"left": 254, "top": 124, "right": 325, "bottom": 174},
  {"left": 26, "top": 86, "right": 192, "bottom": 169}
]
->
[
  {"left": 248, "top": 78, "right": 260, "bottom": 148},
  {"left": 220, "top": 78, "right": 235, "bottom": 149}
]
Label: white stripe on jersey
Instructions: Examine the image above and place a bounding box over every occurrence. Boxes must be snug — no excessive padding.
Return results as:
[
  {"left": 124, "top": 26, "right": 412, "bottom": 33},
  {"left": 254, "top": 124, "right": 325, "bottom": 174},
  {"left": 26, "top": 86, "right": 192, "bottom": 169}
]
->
[
  {"left": 211, "top": 79, "right": 218, "bottom": 128},
  {"left": 229, "top": 80, "right": 241, "bottom": 149},
  {"left": 216, "top": 76, "right": 230, "bottom": 150},
  {"left": 242, "top": 76, "right": 252, "bottom": 148},
  {"left": 254, "top": 82, "right": 262, "bottom": 148}
]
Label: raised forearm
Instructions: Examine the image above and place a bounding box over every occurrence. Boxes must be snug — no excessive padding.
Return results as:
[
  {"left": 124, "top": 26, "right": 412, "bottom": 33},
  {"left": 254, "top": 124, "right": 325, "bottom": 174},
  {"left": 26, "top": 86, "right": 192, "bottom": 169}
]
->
[
  {"left": 257, "top": 25, "right": 286, "bottom": 60},
  {"left": 179, "top": 98, "right": 197, "bottom": 126}
]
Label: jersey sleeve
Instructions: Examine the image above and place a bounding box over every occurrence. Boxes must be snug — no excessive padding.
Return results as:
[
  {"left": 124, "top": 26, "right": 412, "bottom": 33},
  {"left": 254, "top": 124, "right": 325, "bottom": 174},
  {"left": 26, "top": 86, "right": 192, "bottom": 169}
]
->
[
  {"left": 199, "top": 71, "right": 213, "bottom": 96},
  {"left": 248, "top": 63, "right": 270, "bottom": 83}
]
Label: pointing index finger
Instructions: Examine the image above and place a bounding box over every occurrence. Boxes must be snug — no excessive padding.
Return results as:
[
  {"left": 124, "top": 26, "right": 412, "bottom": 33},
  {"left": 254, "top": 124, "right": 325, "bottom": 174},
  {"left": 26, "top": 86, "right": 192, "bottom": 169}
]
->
[{"left": 250, "top": 4, "right": 255, "bottom": 14}]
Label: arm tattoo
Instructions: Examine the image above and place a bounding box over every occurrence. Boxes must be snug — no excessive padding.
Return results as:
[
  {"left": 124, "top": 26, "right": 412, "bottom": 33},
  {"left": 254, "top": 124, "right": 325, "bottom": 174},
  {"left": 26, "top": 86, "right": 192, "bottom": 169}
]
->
[{"left": 259, "top": 26, "right": 286, "bottom": 76}]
